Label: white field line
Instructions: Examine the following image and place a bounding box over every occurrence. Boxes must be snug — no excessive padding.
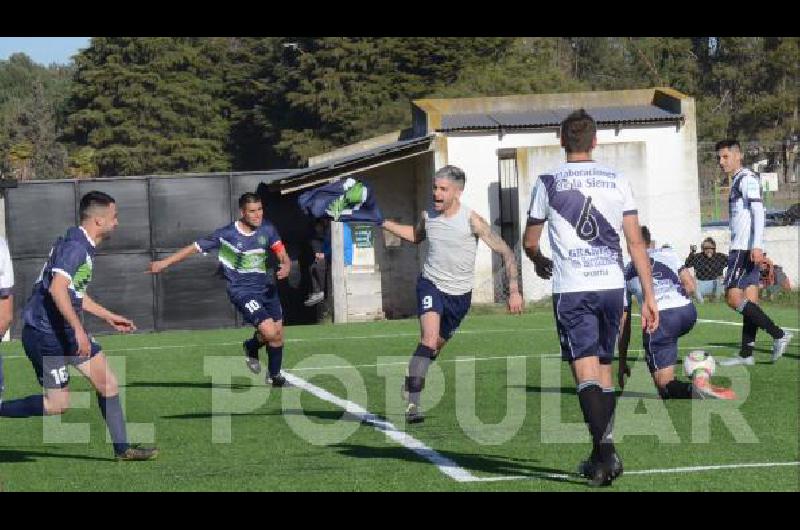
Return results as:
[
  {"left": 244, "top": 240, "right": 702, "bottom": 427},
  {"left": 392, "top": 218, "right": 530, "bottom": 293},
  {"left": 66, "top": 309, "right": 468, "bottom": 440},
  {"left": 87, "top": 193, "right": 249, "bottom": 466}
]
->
[
  {"left": 281, "top": 371, "right": 481, "bottom": 483},
  {"left": 632, "top": 313, "right": 799, "bottom": 332},
  {"left": 0, "top": 344, "right": 730, "bottom": 366},
  {"left": 0, "top": 327, "right": 554, "bottom": 356},
  {"left": 460, "top": 461, "right": 800, "bottom": 483}
]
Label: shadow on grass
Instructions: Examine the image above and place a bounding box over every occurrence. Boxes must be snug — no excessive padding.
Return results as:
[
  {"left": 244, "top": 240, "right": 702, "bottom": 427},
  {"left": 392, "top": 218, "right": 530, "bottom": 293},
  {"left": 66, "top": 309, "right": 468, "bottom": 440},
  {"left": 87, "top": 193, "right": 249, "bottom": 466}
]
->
[
  {"left": 162, "top": 409, "right": 349, "bottom": 421},
  {"left": 0, "top": 449, "right": 112, "bottom": 463},
  {"left": 125, "top": 381, "right": 255, "bottom": 390},
  {"left": 509, "top": 384, "right": 659, "bottom": 400},
  {"left": 330, "top": 443, "right": 585, "bottom": 485}
]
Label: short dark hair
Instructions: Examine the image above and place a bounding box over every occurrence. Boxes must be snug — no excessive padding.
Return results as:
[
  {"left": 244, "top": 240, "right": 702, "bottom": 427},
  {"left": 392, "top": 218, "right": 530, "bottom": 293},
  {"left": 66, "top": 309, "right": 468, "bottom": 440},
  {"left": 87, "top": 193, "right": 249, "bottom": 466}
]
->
[
  {"left": 641, "top": 225, "right": 652, "bottom": 246},
  {"left": 715, "top": 139, "right": 741, "bottom": 152},
  {"left": 239, "top": 192, "right": 261, "bottom": 209},
  {"left": 561, "top": 109, "right": 597, "bottom": 153},
  {"left": 434, "top": 165, "right": 466, "bottom": 189},
  {"left": 702, "top": 237, "right": 716, "bottom": 248},
  {"left": 79, "top": 191, "right": 115, "bottom": 221}
]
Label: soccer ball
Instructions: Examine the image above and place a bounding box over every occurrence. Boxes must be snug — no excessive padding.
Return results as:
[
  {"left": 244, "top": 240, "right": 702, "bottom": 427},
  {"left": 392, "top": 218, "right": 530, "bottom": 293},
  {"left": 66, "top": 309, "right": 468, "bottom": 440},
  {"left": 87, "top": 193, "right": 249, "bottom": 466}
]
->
[{"left": 684, "top": 350, "right": 716, "bottom": 379}]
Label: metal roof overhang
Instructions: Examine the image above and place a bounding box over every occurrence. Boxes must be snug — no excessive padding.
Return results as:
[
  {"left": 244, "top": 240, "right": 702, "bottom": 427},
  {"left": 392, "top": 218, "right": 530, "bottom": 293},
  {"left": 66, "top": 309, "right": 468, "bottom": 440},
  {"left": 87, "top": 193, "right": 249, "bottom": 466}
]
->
[
  {"left": 438, "top": 105, "right": 685, "bottom": 133},
  {"left": 270, "top": 135, "right": 435, "bottom": 194}
]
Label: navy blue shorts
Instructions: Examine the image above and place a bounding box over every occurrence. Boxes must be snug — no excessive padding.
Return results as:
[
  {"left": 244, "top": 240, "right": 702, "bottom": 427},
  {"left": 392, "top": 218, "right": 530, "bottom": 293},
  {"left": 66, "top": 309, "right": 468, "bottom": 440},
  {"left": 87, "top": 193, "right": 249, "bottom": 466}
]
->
[
  {"left": 553, "top": 289, "right": 625, "bottom": 364},
  {"left": 643, "top": 303, "right": 697, "bottom": 373},
  {"left": 22, "top": 325, "right": 102, "bottom": 389},
  {"left": 416, "top": 276, "right": 472, "bottom": 341},
  {"left": 724, "top": 250, "right": 760, "bottom": 290},
  {"left": 231, "top": 287, "right": 283, "bottom": 327}
]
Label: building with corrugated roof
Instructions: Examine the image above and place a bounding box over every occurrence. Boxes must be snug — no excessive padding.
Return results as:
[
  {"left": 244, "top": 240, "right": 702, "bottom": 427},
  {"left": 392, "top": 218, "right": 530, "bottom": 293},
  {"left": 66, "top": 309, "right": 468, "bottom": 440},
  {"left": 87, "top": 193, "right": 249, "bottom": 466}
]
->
[{"left": 276, "top": 87, "right": 699, "bottom": 323}]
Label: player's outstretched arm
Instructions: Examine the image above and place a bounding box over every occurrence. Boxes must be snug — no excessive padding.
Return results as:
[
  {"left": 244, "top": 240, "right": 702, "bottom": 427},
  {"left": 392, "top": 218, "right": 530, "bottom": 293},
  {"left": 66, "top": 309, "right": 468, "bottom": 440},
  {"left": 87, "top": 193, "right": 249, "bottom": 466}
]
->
[
  {"left": 49, "top": 274, "right": 91, "bottom": 356},
  {"left": 275, "top": 247, "right": 291, "bottom": 280},
  {"left": 622, "top": 215, "right": 659, "bottom": 333},
  {"left": 470, "top": 212, "right": 523, "bottom": 313},
  {"left": 82, "top": 293, "right": 137, "bottom": 333},
  {"left": 522, "top": 223, "right": 553, "bottom": 280},
  {"left": 382, "top": 213, "right": 426, "bottom": 244},
  {"left": 146, "top": 243, "right": 200, "bottom": 274}
]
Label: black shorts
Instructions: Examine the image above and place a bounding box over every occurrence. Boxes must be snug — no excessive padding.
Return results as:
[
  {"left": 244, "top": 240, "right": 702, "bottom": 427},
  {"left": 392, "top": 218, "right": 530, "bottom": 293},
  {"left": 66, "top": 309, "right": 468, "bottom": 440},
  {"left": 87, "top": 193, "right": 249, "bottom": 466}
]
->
[
  {"left": 230, "top": 287, "right": 283, "bottom": 327},
  {"left": 416, "top": 276, "right": 472, "bottom": 341},
  {"left": 553, "top": 289, "right": 625, "bottom": 364},
  {"left": 22, "top": 325, "right": 102, "bottom": 389}
]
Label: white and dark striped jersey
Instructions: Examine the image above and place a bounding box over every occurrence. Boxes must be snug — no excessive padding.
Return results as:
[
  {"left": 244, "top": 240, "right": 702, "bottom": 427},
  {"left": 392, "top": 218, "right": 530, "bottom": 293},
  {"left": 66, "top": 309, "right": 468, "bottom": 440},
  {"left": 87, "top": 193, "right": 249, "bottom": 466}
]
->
[
  {"left": 728, "top": 168, "right": 764, "bottom": 251},
  {"left": 527, "top": 161, "right": 637, "bottom": 294},
  {"left": 0, "top": 236, "right": 13, "bottom": 297},
  {"left": 626, "top": 247, "right": 691, "bottom": 311}
]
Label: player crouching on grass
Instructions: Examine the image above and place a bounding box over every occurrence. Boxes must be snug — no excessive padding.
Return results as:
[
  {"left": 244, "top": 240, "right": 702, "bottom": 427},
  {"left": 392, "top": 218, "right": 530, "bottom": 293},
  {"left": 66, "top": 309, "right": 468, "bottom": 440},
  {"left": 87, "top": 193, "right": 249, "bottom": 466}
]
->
[
  {"left": 147, "top": 192, "right": 292, "bottom": 387},
  {"left": 618, "top": 226, "right": 736, "bottom": 402}
]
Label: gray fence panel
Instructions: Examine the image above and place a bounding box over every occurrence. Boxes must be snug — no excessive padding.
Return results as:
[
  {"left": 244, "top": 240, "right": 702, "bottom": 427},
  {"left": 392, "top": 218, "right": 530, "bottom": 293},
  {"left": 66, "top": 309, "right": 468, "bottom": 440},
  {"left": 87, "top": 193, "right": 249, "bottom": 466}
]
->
[
  {"left": 150, "top": 177, "right": 232, "bottom": 251},
  {"left": 6, "top": 182, "right": 76, "bottom": 258},
  {"left": 154, "top": 251, "right": 236, "bottom": 331},
  {"left": 77, "top": 180, "right": 150, "bottom": 253},
  {"left": 83, "top": 253, "right": 156, "bottom": 335}
]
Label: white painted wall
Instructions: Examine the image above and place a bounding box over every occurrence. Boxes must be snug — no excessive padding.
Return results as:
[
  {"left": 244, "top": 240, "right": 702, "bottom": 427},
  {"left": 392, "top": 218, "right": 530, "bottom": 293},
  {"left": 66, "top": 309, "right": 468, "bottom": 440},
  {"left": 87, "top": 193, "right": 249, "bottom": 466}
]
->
[
  {"left": 700, "top": 225, "right": 799, "bottom": 288},
  {"left": 444, "top": 124, "right": 700, "bottom": 302}
]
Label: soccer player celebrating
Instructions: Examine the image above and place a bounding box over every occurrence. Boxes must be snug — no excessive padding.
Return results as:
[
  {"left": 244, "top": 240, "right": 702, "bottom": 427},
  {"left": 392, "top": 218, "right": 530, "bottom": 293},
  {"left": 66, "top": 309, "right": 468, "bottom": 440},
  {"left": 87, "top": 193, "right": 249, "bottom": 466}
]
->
[
  {"left": 0, "top": 191, "right": 157, "bottom": 461},
  {"left": 382, "top": 165, "right": 524, "bottom": 424},
  {"left": 618, "top": 226, "right": 735, "bottom": 400},
  {"left": 714, "top": 140, "right": 793, "bottom": 366},
  {"left": 523, "top": 109, "right": 658, "bottom": 487},
  {"left": 147, "top": 192, "right": 292, "bottom": 387}
]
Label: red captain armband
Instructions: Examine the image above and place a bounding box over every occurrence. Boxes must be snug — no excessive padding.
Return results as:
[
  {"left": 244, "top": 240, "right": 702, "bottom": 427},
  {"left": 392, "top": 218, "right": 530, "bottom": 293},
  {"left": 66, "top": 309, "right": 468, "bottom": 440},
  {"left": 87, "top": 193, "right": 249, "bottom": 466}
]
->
[{"left": 270, "top": 241, "right": 285, "bottom": 255}]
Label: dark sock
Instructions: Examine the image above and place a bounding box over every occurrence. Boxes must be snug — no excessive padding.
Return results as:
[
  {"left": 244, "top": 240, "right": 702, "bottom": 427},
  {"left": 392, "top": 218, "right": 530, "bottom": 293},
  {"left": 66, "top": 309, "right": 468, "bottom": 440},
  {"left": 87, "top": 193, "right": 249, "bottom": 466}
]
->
[
  {"left": 737, "top": 300, "right": 784, "bottom": 339},
  {"left": 660, "top": 379, "right": 693, "bottom": 399},
  {"left": 244, "top": 336, "right": 260, "bottom": 357},
  {"left": 266, "top": 345, "right": 283, "bottom": 377},
  {"left": 740, "top": 316, "right": 757, "bottom": 357},
  {"left": 0, "top": 394, "right": 45, "bottom": 417},
  {"left": 407, "top": 344, "right": 436, "bottom": 406},
  {"left": 97, "top": 394, "right": 129, "bottom": 455},
  {"left": 577, "top": 381, "right": 614, "bottom": 463}
]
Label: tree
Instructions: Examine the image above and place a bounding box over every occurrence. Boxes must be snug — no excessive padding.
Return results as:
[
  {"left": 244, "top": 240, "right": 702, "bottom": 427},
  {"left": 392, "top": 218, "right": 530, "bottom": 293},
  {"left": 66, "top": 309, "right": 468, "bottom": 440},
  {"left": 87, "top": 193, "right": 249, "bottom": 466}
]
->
[
  {"left": 63, "top": 37, "right": 232, "bottom": 176},
  {"left": 0, "top": 53, "right": 71, "bottom": 179}
]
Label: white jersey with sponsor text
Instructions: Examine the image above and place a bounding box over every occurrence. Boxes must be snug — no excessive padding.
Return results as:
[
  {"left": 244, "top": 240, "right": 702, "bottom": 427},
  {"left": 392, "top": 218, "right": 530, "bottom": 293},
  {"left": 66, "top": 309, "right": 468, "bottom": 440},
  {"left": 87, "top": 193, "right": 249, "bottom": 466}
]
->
[
  {"left": 0, "top": 236, "right": 13, "bottom": 296},
  {"left": 728, "top": 168, "right": 763, "bottom": 251},
  {"left": 625, "top": 247, "right": 691, "bottom": 311},
  {"left": 527, "top": 161, "right": 637, "bottom": 294}
]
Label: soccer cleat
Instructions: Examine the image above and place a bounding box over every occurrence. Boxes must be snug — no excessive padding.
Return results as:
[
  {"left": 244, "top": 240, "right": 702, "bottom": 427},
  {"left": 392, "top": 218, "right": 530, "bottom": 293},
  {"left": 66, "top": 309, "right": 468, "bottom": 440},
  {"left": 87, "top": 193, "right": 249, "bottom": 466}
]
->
[
  {"left": 405, "top": 403, "right": 425, "bottom": 424},
  {"left": 587, "top": 462, "right": 615, "bottom": 487},
  {"left": 719, "top": 355, "right": 755, "bottom": 367},
  {"left": 268, "top": 373, "right": 290, "bottom": 388},
  {"left": 692, "top": 376, "right": 736, "bottom": 400},
  {"left": 115, "top": 446, "right": 159, "bottom": 461},
  {"left": 771, "top": 331, "right": 793, "bottom": 363},
  {"left": 578, "top": 452, "right": 623, "bottom": 480},
  {"left": 304, "top": 292, "right": 325, "bottom": 307},
  {"left": 243, "top": 340, "right": 261, "bottom": 374}
]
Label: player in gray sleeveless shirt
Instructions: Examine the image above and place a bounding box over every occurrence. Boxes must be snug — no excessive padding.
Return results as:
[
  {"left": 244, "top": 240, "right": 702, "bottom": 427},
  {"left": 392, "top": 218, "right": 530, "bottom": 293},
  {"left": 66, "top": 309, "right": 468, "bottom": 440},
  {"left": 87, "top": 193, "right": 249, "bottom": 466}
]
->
[{"left": 382, "top": 165, "right": 523, "bottom": 423}]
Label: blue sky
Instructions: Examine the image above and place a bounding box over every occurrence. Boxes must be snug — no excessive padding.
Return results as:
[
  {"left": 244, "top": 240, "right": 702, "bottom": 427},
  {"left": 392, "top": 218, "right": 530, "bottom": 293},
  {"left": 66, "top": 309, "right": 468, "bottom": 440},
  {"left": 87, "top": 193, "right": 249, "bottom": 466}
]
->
[{"left": 0, "top": 37, "right": 91, "bottom": 66}]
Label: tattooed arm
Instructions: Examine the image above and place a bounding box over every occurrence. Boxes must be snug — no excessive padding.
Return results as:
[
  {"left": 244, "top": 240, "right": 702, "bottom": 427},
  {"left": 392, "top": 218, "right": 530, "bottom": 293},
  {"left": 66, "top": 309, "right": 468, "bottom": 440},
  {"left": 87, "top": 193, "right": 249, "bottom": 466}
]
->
[{"left": 470, "top": 211, "right": 523, "bottom": 314}]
